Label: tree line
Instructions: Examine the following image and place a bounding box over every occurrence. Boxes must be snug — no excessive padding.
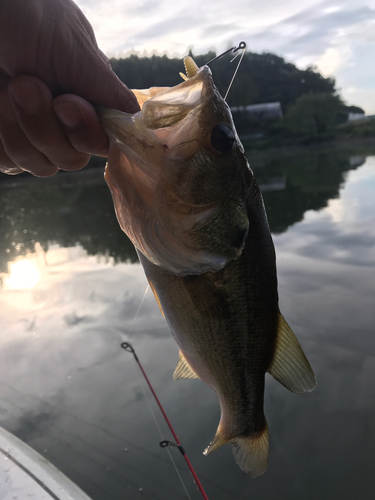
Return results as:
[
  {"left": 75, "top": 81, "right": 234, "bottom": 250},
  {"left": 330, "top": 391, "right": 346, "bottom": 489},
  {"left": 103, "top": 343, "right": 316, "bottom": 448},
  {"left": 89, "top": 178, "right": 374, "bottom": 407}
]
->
[
  {"left": 110, "top": 50, "right": 337, "bottom": 111},
  {"left": 110, "top": 50, "right": 366, "bottom": 142}
]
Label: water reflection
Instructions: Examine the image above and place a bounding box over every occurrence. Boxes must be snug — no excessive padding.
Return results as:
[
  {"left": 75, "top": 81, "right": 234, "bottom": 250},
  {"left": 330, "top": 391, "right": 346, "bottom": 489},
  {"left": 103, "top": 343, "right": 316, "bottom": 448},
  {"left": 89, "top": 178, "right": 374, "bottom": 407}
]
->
[
  {"left": 0, "top": 149, "right": 375, "bottom": 500},
  {"left": 252, "top": 150, "right": 367, "bottom": 234},
  {"left": 5, "top": 259, "right": 40, "bottom": 289},
  {"left": 0, "top": 169, "right": 137, "bottom": 274},
  {"left": 0, "top": 148, "right": 371, "bottom": 272}
]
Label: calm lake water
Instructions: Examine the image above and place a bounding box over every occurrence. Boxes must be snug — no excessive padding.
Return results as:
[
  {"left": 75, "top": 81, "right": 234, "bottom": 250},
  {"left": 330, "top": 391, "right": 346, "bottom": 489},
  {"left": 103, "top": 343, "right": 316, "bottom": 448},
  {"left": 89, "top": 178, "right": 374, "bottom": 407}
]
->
[{"left": 0, "top": 146, "right": 375, "bottom": 500}]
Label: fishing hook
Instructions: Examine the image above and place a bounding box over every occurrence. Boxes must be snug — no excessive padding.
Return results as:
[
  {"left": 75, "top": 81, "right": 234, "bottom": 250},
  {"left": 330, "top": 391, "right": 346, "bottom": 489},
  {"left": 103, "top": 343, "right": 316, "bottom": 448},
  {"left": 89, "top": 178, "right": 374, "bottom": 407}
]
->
[{"left": 206, "top": 41, "right": 246, "bottom": 66}]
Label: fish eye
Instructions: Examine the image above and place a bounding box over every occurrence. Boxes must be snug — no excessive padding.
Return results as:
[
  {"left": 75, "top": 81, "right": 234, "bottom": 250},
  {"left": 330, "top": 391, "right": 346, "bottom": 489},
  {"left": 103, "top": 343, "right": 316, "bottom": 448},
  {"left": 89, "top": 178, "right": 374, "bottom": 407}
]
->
[{"left": 210, "top": 124, "right": 235, "bottom": 153}]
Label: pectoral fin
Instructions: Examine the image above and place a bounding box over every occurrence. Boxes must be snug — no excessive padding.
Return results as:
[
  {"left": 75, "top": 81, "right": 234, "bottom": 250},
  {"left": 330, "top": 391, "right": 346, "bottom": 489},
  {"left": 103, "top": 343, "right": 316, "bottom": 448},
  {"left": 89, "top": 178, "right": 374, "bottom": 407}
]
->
[
  {"left": 173, "top": 351, "right": 199, "bottom": 380},
  {"left": 268, "top": 313, "right": 317, "bottom": 393}
]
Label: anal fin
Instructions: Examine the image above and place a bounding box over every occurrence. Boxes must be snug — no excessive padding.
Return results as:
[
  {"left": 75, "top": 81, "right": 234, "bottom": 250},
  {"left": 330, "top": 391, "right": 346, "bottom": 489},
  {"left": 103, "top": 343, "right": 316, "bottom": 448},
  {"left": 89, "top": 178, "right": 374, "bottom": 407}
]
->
[
  {"left": 203, "top": 424, "right": 269, "bottom": 478},
  {"left": 173, "top": 351, "right": 199, "bottom": 380},
  {"left": 268, "top": 313, "right": 317, "bottom": 393},
  {"left": 147, "top": 278, "right": 164, "bottom": 317}
]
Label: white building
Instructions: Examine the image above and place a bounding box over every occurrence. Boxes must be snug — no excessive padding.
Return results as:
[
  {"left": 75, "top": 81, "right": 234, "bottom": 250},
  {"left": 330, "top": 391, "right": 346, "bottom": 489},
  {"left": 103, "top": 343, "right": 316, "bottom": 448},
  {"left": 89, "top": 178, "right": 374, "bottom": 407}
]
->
[
  {"left": 348, "top": 112, "right": 366, "bottom": 121},
  {"left": 231, "top": 102, "right": 283, "bottom": 120}
]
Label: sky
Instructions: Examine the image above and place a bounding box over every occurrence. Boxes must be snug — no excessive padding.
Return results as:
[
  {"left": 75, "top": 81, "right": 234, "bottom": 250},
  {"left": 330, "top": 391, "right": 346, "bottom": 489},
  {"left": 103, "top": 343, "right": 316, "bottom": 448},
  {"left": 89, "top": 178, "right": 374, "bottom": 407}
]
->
[{"left": 76, "top": 0, "right": 375, "bottom": 113}]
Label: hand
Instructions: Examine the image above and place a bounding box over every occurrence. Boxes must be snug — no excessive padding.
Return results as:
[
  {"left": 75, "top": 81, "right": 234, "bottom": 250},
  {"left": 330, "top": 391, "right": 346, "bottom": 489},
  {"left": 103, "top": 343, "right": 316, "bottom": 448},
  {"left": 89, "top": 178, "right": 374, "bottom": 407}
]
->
[{"left": 0, "top": 0, "right": 139, "bottom": 177}]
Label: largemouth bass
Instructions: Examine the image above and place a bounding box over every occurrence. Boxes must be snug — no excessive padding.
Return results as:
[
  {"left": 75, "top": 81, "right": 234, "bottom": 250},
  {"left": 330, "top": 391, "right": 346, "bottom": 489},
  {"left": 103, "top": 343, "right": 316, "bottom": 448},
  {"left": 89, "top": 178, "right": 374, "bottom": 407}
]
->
[{"left": 99, "top": 57, "right": 316, "bottom": 477}]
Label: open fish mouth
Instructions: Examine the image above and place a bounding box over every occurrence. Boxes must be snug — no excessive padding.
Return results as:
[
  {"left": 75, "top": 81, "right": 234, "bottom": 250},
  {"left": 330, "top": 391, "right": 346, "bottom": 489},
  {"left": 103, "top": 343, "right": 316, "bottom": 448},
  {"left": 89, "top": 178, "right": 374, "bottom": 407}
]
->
[{"left": 99, "top": 60, "right": 253, "bottom": 276}]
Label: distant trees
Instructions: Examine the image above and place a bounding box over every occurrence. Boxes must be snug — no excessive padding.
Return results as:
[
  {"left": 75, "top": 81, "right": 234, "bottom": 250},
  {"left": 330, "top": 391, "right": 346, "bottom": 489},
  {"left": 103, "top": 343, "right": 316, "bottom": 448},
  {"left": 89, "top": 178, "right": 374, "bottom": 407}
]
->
[
  {"left": 281, "top": 93, "right": 347, "bottom": 136},
  {"left": 110, "top": 51, "right": 337, "bottom": 112},
  {"left": 110, "top": 50, "right": 365, "bottom": 142},
  {"left": 346, "top": 105, "right": 365, "bottom": 115},
  {"left": 111, "top": 55, "right": 183, "bottom": 89},
  {"left": 224, "top": 54, "right": 336, "bottom": 111}
]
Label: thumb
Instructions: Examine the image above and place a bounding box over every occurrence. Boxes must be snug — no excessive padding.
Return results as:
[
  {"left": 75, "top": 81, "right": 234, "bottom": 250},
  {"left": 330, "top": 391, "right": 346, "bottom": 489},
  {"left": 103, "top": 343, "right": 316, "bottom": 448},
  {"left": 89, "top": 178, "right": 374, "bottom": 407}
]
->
[
  {"left": 69, "top": 53, "right": 140, "bottom": 114},
  {"left": 91, "top": 52, "right": 140, "bottom": 114},
  {"left": 50, "top": 5, "right": 140, "bottom": 115}
]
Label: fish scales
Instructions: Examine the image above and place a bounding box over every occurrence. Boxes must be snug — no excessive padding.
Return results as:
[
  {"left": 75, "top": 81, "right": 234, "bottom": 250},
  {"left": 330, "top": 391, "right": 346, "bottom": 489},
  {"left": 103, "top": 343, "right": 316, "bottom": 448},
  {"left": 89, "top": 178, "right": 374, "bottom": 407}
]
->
[
  {"left": 138, "top": 179, "right": 279, "bottom": 447},
  {"left": 99, "top": 56, "right": 316, "bottom": 477}
]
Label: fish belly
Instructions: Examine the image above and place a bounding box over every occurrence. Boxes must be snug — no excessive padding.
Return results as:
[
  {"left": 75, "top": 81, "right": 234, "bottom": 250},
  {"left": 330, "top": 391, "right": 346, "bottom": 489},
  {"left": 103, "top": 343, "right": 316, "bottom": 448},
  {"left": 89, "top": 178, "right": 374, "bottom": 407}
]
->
[{"left": 137, "top": 204, "right": 279, "bottom": 476}]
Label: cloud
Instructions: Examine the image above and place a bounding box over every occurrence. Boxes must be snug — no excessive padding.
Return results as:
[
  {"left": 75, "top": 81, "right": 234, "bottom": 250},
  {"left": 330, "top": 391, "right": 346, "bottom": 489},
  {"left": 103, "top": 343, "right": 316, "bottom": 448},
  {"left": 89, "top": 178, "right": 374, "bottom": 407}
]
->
[
  {"left": 249, "top": 5, "right": 375, "bottom": 61},
  {"left": 129, "top": 14, "right": 203, "bottom": 43},
  {"left": 75, "top": 0, "right": 375, "bottom": 112},
  {"left": 341, "top": 87, "right": 375, "bottom": 114},
  {"left": 275, "top": 157, "right": 375, "bottom": 271},
  {"left": 316, "top": 47, "right": 352, "bottom": 77}
]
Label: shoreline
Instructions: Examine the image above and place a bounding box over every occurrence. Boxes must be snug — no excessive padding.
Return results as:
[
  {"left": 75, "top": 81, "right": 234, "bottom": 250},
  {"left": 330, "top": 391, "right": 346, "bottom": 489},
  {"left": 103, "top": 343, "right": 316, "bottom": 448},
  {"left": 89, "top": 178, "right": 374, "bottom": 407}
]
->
[
  {"left": 243, "top": 135, "right": 375, "bottom": 163},
  {"left": 1, "top": 136, "right": 375, "bottom": 185}
]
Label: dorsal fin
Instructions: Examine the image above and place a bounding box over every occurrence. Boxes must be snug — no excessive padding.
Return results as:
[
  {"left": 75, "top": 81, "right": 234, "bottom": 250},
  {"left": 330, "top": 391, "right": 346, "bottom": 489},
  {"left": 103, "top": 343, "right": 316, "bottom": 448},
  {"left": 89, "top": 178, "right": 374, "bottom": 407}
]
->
[
  {"left": 267, "top": 313, "right": 317, "bottom": 393},
  {"left": 173, "top": 350, "right": 199, "bottom": 380}
]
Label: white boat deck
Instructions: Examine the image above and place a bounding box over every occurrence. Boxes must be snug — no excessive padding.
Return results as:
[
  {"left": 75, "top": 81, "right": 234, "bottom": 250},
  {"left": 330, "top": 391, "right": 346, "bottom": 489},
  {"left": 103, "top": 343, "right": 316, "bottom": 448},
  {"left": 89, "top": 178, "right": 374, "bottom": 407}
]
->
[{"left": 0, "top": 426, "right": 93, "bottom": 500}]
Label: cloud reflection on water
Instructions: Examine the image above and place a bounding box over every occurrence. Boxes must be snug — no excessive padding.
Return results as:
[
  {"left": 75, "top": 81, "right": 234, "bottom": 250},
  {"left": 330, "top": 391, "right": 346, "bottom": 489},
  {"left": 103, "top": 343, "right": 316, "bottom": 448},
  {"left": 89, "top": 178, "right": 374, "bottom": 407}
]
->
[
  {"left": 271, "top": 158, "right": 375, "bottom": 499},
  {"left": 0, "top": 156, "right": 374, "bottom": 499}
]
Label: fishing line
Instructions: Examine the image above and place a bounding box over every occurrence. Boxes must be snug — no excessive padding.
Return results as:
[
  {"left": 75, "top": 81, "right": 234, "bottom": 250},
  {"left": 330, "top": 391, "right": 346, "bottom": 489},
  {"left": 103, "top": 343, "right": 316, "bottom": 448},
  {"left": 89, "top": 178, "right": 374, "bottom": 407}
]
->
[
  {"left": 123, "top": 284, "right": 193, "bottom": 497},
  {"left": 224, "top": 46, "right": 246, "bottom": 101},
  {"left": 122, "top": 342, "right": 210, "bottom": 500},
  {"left": 127, "top": 284, "right": 150, "bottom": 335},
  {"left": 205, "top": 41, "right": 246, "bottom": 101},
  {"left": 129, "top": 355, "right": 193, "bottom": 500}
]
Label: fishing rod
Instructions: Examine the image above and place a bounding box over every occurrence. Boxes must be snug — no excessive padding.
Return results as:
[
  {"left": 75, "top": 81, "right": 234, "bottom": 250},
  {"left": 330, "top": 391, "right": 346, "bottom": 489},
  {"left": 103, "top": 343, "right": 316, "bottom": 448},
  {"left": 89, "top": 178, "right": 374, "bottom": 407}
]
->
[{"left": 121, "top": 342, "right": 210, "bottom": 500}]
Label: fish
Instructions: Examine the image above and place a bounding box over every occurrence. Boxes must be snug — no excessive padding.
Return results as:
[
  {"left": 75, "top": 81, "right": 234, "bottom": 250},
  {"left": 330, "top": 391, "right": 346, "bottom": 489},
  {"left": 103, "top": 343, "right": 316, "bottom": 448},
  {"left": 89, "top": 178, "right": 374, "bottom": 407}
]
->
[
  {"left": 98, "top": 58, "right": 250, "bottom": 277},
  {"left": 98, "top": 57, "right": 316, "bottom": 477}
]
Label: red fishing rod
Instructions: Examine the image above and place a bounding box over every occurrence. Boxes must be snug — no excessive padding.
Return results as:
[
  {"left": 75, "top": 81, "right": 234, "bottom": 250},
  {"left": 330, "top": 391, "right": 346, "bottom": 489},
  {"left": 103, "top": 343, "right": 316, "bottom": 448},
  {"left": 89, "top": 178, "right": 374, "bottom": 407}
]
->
[{"left": 121, "top": 342, "right": 210, "bottom": 500}]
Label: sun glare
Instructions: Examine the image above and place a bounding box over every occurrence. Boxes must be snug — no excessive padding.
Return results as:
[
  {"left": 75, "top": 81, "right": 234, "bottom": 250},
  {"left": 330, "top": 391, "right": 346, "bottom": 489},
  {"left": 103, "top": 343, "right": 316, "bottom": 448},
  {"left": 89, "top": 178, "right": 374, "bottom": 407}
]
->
[{"left": 5, "top": 260, "right": 41, "bottom": 290}]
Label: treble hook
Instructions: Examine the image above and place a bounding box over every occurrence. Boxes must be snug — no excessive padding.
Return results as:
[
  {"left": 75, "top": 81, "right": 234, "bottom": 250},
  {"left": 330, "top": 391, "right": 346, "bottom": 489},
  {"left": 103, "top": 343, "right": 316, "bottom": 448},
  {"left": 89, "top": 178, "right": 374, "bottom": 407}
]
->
[{"left": 206, "top": 42, "right": 246, "bottom": 66}]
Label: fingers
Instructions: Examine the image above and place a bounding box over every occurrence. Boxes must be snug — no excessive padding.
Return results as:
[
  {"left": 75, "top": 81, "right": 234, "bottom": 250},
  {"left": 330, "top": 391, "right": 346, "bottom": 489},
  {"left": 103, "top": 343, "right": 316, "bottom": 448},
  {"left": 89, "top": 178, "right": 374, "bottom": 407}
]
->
[
  {"left": 0, "top": 87, "right": 59, "bottom": 177},
  {"left": 8, "top": 76, "right": 90, "bottom": 172},
  {"left": 0, "top": 74, "right": 113, "bottom": 177},
  {"left": 53, "top": 40, "right": 140, "bottom": 114},
  {"left": 0, "top": 69, "right": 11, "bottom": 91},
  {"left": 0, "top": 141, "right": 23, "bottom": 175},
  {"left": 86, "top": 64, "right": 140, "bottom": 114},
  {"left": 53, "top": 94, "right": 109, "bottom": 157}
]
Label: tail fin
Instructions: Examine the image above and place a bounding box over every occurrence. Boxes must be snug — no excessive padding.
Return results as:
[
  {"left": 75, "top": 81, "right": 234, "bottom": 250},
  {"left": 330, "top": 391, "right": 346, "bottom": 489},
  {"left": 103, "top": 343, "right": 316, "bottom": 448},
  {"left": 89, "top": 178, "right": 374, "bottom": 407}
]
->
[
  {"left": 232, "top": 424, "right": 269, "bottom": 478},
  {"left": 203, "top": 423, "right": 269, "bottom": 478}
]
